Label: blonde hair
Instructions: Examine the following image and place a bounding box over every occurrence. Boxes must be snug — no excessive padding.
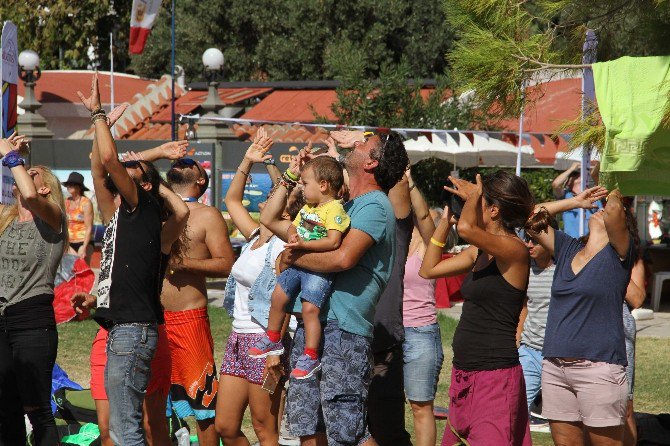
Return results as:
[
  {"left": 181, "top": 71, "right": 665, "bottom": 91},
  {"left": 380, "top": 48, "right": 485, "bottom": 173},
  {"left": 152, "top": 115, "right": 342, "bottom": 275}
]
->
[{"left": 0, "top": 165, "right": 68, "bottom": 250}]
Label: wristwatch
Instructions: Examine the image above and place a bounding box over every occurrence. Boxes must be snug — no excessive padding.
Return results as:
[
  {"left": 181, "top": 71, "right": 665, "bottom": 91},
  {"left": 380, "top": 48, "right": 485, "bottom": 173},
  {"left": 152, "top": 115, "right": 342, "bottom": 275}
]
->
[
  {"left": 1, "top": 151, "right": 25, "bottom": 168},
  {"left": 263, "top": 158, "right": 276, "bottom": 165}
]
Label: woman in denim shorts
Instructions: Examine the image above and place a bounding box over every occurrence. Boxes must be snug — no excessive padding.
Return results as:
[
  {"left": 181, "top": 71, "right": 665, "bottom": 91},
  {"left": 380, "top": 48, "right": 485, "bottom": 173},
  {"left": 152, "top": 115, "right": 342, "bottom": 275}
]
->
[
  {"left": 215, "top": 134, "right": 304, "bottom": 445},
  {"left": 402, "top": 199, "right": 446, "bottom": 446}
]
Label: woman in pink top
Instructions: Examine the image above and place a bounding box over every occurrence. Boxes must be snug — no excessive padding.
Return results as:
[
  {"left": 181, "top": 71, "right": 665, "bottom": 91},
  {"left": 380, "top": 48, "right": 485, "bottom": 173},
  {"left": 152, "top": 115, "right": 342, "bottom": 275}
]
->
[{"left": 403, "top": 173, "right": 447, "bottom": 446}]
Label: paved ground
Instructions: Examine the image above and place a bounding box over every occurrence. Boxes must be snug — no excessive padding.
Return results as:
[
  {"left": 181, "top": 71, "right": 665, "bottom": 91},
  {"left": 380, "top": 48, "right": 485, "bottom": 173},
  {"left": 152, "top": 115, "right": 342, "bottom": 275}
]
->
[{"left": 439, "top": 301, "right": 670, "bottom": 339}]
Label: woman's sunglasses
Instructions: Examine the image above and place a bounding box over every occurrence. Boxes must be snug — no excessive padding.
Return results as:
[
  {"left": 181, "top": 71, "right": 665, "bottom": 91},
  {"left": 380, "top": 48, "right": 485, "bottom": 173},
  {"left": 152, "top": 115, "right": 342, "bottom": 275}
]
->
[{"left": 121, "top": 160, "right": 148, "bottom": 182}]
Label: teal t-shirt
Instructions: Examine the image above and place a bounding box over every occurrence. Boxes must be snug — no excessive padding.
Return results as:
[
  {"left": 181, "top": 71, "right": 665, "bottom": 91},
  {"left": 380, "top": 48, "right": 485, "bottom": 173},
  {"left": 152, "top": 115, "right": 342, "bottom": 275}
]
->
[{"left": 325, "top": 190, "right": 397, "bottom": 338}]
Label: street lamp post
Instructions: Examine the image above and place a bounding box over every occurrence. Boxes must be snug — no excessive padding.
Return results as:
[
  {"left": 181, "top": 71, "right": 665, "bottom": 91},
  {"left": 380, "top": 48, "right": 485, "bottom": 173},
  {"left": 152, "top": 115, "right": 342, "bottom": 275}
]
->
[
  {"left": 17, "top": 50, "right": 53, "bottom": 140},
  {"left": 197, "top": 47, "right": 234, "bottom": 210},
  {"left": 201, "top": 48, "right": 225, "bottom": 114}
]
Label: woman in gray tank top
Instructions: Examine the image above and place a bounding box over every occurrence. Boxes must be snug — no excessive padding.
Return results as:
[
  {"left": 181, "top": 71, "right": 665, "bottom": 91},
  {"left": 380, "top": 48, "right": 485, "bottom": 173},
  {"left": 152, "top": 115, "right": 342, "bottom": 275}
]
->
[{"left": 0, "top": 135, "right": 67, "bottom": 445}]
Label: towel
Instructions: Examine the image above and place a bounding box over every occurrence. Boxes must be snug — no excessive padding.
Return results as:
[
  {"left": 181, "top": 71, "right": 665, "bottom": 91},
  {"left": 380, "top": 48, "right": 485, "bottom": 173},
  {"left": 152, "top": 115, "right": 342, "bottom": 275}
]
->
[{"left": 593, "top": 56, "right": 670, "bottom": 195}]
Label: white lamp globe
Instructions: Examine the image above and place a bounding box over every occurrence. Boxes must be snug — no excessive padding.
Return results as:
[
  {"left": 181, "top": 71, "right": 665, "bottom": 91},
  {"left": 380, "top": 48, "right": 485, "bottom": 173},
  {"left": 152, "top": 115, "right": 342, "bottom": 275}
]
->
[
  {"left": 18, "top": 50, "right": 40, "bottom": 71},
  {"left": 202, "top": 48, "right": 224, "bottom": 71}
]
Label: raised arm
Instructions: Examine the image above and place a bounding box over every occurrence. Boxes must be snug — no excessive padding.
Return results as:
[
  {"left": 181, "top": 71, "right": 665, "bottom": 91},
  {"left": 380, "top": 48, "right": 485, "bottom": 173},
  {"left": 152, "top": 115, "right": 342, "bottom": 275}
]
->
[
  {"left": 79, "top": 73, "right": 139, "bottom": 209},
  {"left": 408, "top": 170, "right": 435, "bottom": 245},
  {"left": 123, "top": 140, "right": 189, "bottom": 163},
  {"left": 552, "top": 162, "right": 579, "bottom": 198},
  {"left": 536, "top": 185, "right": 607, "bottom": 216},
  {"left": 172, "top": 207, "right": 234, "bottom": 278},
  {"left": 419, "top": 206, "right": 475, "bottom": 279},
  {"left": 446, "top": 175, "right": 528, "bottom": 265},
  {"left": 259, "top": 183, "right": 294, "bottom": 242},
  {"left": 224, "top": 131, "right": 273, "bottom": 240},
  {"left": 90, "top": 105, "right": 128, "bottom": 224},
  {"left": 603, "top": 189, "right": 630, "bottom": 259},
  {"left": 160, "top": 184, "right": 190, "bottom": 254},
  {"left": 0, "top": 136, "right": 62, "bottom": 231}
]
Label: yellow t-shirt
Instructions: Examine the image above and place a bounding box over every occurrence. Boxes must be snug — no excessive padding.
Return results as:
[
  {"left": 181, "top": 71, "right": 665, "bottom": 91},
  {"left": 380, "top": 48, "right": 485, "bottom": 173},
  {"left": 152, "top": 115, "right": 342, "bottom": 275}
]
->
[{"left": 292, "top": 200, "right": 350, "bottom": 241}]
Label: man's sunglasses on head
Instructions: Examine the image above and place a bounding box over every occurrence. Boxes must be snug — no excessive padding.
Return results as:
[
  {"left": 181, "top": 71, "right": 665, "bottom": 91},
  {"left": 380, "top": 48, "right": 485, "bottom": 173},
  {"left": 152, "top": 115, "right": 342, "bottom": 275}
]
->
[{"left": 172, "top": 157, "right": 207, "bottom": 178}]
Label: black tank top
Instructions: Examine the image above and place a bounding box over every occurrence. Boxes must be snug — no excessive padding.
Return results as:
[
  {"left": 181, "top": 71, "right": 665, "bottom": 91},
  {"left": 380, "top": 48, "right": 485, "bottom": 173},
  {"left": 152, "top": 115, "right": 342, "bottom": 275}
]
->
[{"left": 452, "top": 251, "right": 527, "bottom": 371}]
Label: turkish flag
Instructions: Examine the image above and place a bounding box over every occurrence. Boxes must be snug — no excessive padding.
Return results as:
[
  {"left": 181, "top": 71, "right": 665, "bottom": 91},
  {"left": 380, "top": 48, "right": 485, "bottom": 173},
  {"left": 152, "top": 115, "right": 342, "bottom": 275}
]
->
[{"left": 129, "top": 0, "right": 162, "bottom": 54}]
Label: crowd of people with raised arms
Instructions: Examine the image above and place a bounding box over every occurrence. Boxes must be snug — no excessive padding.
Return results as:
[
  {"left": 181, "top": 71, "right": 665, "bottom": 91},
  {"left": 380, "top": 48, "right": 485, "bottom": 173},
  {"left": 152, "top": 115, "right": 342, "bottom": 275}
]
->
[{"left": 0, "top": 73, "right": 644, "bottom": 446}]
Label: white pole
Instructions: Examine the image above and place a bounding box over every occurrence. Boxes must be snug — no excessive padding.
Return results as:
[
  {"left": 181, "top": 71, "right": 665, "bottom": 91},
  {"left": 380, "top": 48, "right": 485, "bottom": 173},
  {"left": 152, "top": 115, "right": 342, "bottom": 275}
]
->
[
  {"left": 110, "top": 31, "right": 115, "bottom": 138},
  {"left": 515, "top": 82, "right": 525, "bottom": 177}
]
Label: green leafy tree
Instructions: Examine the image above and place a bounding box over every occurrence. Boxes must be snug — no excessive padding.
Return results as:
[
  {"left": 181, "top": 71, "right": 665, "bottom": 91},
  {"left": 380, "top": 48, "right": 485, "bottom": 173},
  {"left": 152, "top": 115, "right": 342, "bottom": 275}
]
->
[
  {"left": 130, "top": 0, "right": 454, "bottom": 82},
  {"left": 445, "top": 0, "right": 670, "bottom": 119},
  {"left": 0, "top": 1, "right": 131, "bottom": 71}
]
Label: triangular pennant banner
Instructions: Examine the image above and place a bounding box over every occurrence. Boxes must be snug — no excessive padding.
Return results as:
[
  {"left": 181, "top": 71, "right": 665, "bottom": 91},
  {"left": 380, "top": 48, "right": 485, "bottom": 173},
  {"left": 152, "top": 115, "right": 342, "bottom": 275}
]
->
[
  {"left": 532, "top": 133, "right": 545, "bottom": 145},
  {"left": 462, "top": 131, "right": 474, "bottom": 145},
  {"left": 447, "top": 131, "right": 460, "bottom": 146}
]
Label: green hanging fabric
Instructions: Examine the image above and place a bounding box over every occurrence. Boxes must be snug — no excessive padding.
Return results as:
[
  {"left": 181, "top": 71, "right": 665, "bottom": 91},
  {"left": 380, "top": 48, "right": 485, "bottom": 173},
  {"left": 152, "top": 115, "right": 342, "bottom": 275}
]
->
[
  {"left": 593, "top": 55, "right": 670, "bottom": 195},
  {"left": 60, "top": 423, "right": 100, "bottom": 446}
]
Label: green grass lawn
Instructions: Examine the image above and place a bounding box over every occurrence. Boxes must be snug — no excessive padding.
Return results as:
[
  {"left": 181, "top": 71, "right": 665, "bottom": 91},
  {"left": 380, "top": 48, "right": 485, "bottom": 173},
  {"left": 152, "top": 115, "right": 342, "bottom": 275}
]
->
[{"left": 57, "top": 308, "right": 670, "bottom": 445}]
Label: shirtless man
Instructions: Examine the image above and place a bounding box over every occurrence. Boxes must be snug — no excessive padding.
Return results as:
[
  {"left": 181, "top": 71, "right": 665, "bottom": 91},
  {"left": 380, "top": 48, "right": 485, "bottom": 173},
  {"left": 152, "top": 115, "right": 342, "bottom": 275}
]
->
[{"left": 138, "top": 155, "right": 234, "bottom": 446}]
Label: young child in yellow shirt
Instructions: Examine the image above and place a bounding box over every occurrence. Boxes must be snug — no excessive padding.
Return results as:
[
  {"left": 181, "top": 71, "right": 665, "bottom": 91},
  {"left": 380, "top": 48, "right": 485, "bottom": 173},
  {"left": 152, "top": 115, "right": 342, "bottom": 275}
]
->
[{"left": 249, "top": 156, "right": 349, "bottom": 379}]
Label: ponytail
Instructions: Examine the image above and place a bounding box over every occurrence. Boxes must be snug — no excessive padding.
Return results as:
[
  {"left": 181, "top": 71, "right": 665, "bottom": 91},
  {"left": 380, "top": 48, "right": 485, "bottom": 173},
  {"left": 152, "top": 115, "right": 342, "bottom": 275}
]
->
[{"left": 524, "top": 206, "right": 552, "bottom": 234}]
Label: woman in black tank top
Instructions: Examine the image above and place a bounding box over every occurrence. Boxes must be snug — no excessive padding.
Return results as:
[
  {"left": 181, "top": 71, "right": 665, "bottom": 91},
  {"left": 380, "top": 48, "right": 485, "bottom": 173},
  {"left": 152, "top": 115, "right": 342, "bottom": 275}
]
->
[{"left": 419, "top": 170, "right": 534, "bottom": 446}]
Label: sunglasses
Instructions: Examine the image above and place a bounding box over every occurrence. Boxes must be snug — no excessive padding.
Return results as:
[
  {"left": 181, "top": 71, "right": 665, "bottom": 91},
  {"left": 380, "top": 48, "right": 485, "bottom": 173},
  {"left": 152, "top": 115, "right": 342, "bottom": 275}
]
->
[
  {"left": 361, "top": 131, "right": 391, "bottom": 160},
  {"left": 121, "top": 160, "right": 148, "bottom": 182},
  {"left": 172, "top": 158, "right": 205, "bottom": 176}
]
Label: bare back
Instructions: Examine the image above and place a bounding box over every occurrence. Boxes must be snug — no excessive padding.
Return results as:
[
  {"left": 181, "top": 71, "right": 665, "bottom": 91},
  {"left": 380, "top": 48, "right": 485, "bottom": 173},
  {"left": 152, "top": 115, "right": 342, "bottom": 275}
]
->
[{"left": 161, "top": 203, "right": 233, "bottom": 311}]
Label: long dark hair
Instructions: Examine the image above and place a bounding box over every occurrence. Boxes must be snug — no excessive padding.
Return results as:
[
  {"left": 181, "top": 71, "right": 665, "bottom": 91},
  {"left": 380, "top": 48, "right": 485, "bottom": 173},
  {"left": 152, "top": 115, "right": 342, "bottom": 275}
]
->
[{"left": 481, "top": 170, "right": 535, "bottom": 231}]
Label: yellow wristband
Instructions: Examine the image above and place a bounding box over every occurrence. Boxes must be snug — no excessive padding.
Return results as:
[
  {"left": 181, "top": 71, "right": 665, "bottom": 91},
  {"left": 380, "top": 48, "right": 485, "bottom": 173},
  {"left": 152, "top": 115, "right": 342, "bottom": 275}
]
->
[{"left": 430, "top": 237, "right": 446, "bottom": 248}]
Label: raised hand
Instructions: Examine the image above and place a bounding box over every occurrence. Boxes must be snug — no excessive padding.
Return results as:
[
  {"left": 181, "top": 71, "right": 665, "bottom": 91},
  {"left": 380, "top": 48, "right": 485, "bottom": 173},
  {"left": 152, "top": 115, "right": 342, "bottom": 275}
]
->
[
  {"left": 0, "top": 139, "right": 14, "bottom": 157},
  {"left": 7, "top": 133, "right": 29, "bottom": 154},
  {"left": 76, "top": 72, "right": 102, "bottom": 112},
  {"left": 573, "top": 185, "right": 608, "bottom": 209},
  {"left": 160, "top": 140, "right": 189, "bottom": 160},
  {"left": 330, "top": 130, "right": 366, "bottom": 149},
  {"left": 244, "top": 130, "right": 273, "bottom": 163},
  {"left": 108, "top": 103, "right": 129, "bottom": 127},
  {"left": 444, "top": 174, "right": 482, "bottom": 201},
  {"left": 441, "top": 203, "right": 456, "bottom": 225},
  {"left": 323, "top": 136, "right": 339, "bottom": 159}
]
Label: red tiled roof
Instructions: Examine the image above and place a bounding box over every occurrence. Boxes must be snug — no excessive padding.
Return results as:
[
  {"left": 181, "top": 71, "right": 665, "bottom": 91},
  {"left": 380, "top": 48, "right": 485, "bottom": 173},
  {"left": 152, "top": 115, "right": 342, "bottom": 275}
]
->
[
  {"left": 241, "top": 88, "right": 441, "bottom": 123},
  {"left": 151, "top": 88, "right": 272, "bottom": 122},
  {"left": 241, "top": 90, "right": 338, "bottom": 122},
  {"left": 17, "top": 70, "right": 156, "bottom": 104}
]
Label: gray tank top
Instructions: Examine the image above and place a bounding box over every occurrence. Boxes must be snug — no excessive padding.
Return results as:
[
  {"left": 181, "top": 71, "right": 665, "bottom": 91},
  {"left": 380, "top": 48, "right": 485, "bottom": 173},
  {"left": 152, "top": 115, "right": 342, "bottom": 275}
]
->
[{"left": 0, "top": 215, "right": 65, "bottom": 315}]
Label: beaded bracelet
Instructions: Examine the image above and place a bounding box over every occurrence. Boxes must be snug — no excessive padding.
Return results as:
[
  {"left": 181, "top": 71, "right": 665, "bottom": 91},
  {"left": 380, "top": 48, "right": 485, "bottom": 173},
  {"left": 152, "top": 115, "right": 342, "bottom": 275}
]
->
[{"left": 281, "top": 171, "right": 298, "bottom": 187}]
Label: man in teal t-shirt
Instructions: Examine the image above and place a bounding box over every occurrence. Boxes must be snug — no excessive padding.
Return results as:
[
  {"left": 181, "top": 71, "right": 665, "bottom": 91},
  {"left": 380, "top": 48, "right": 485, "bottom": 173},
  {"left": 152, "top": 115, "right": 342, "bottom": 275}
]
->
[{"left": 280, "top": 130, "right": 408, "bottom": 446}]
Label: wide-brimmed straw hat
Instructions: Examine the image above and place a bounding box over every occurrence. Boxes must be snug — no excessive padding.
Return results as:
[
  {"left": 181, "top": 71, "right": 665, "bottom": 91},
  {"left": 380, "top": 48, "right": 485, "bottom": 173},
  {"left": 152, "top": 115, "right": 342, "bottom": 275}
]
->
[{"left": 62, "top": 172, "right": 90, "bottom": 192}]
